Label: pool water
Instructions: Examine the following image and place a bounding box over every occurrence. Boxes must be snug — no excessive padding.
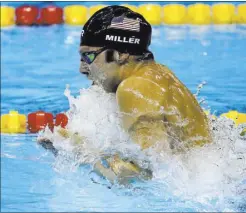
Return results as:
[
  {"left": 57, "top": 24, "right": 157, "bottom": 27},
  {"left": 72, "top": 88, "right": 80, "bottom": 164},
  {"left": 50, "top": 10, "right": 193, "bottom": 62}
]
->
[{"left": 1, "top": 25, "right": 246, "bottom": 212}]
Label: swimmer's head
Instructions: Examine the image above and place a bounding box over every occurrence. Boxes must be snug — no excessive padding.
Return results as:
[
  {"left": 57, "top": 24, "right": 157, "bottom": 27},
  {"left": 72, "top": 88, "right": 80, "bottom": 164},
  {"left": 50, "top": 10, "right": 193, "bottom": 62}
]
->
[{"left": 79, "top": 5, "right": 154, "bottom": 92}]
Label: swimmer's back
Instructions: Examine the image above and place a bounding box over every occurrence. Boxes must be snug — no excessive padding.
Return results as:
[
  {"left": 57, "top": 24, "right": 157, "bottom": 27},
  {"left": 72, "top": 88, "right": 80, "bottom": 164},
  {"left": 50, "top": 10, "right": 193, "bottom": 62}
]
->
[{"left": 117, "top": 61, "right": 211, "bottom": 149}]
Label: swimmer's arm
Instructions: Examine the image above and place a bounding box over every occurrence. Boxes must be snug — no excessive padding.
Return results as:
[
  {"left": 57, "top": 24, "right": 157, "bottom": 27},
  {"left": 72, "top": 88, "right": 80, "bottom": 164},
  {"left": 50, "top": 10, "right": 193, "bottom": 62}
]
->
[
  {"left": 128, "top": 116, "right": 168, "bottom": 149},
  {"left": 168, "top": 78, "right": 211, "bottom": 146},
  {"left": 116, "top": 75, "right": 211, "bottom": 149},
  {"left": 154, "top": 70, "right": 211, "bottom": 147},
  {"left": 116, "top": 76, "right": 168, "bottom": 149},
  {"left": 38, "top": 128, "right": 151, "bottom": 184}
]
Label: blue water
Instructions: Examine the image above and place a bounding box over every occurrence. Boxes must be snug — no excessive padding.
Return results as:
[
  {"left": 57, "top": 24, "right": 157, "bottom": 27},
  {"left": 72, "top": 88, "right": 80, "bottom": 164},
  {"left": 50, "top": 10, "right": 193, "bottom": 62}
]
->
[{"left": 1, "top": 24, "right": 246, "bottom": 212}]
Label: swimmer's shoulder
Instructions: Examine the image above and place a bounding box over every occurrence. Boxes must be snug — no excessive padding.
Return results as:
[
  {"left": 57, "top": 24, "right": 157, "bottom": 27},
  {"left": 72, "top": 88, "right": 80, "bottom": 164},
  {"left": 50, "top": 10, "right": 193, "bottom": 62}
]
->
[
  {"left": 131, "top": 61, "right": 182, "bottom": 88},
  {"left": 134, "top": 61, "right": 171, "bottom": 76},
  {"left": 132, "top": 61, "right": 208, "bottom": 117}
]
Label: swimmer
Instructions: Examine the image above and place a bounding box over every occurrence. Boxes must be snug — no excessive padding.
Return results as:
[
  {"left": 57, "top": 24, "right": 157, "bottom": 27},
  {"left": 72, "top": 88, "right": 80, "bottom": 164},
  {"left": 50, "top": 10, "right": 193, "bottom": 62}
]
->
[
  {"left": 79, "top": 6, "right": 211, "bottom": 150},
  {"left": 39, "top": 5, "right": 211, "bottom": 184}
]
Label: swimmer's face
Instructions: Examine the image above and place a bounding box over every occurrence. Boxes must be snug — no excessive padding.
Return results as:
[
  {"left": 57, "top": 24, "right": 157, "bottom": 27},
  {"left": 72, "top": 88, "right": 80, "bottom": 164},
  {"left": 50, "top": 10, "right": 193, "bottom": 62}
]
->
[{"left": 79, "top": 46, "right": 122, "bottom": 93}]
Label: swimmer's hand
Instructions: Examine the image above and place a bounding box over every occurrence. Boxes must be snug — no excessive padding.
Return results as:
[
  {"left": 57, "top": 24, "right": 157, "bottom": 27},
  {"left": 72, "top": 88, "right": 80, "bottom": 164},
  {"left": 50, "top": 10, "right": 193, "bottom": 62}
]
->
[
  {"left": 37, "top": 127, "right": 85, "bottom": 156},
  {"left": 37, "top": 128, "right": 84, "bottom": 145},
  {"left": 37, "top": 138, "right": 58, "bottom": 156},
  {"left": 93, "top": 155, "right": 152, "bottom": 185},
  {"left": 57, "top": 128, "right": 84, "bottom": 145}
]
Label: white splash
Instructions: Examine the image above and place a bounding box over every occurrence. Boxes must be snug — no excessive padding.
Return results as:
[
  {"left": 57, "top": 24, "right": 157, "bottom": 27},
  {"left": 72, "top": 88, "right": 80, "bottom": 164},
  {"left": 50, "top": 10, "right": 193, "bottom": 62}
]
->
[
  {"left": 40, "top": 85, "right": 246, "bottom": 211},
  {"left": 153, "top": 116, "right": 246, "bottom": 210},
  {"left": 42, "top": 85, "right": 147, "bottom": 167}
]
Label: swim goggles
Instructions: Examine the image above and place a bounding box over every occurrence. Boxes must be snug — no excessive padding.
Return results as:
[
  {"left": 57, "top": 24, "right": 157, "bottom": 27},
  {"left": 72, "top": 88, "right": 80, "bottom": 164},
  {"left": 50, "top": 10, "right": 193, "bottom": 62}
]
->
[{"left": 80, "top": 47, "right": 107, "bottom": 64}]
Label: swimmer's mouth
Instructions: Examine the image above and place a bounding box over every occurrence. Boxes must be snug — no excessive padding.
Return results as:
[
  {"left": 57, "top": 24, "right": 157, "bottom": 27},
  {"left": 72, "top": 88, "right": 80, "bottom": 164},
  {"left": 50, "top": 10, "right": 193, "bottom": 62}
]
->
[{"left": 81, "top": 72, "right": 89, "bottom": 77}]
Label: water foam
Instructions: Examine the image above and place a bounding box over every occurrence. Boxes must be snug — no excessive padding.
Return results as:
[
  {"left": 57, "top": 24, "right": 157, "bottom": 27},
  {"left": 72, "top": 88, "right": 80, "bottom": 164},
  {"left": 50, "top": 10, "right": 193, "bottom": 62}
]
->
[{"left": 40, "top": 84, "right": 246, "bottom": 211}]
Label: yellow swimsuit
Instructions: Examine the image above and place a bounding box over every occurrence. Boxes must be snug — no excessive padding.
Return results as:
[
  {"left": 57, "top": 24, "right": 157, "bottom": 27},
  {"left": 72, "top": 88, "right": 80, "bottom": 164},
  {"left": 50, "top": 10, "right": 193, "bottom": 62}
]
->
[{"left": 116, "top": 60, "right": 211, "bottom": 150}]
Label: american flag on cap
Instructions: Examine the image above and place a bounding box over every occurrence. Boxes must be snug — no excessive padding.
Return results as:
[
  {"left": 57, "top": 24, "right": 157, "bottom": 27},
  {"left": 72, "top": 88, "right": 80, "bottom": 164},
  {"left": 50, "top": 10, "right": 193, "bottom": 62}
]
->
[{"left": 108, "top": 16, "right": 140, "bottom": 32}]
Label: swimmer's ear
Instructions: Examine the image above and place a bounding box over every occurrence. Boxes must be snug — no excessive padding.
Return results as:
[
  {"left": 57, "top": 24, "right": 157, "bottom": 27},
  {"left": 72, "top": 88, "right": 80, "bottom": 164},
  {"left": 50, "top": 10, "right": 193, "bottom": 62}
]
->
[
  {"left": 117, "top": 52, "right": 130, "bottom": 65},
  {"left": 105, "top": 50, "right": 129, "bottom": 65}
]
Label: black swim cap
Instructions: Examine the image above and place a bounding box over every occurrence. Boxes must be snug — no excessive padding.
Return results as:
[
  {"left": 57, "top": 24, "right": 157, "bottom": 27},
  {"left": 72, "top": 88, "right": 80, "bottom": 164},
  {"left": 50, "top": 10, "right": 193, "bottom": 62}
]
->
[{"left": 80, "top": 5, "right": 152, "bottom": 55}]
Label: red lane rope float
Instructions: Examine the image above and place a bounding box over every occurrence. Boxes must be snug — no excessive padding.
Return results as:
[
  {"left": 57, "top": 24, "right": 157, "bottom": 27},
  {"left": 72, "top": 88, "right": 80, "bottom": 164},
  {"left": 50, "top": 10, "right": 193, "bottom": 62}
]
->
[
  {"left": 28, "top": 111, "right": 54, "bottom": 133},
  {"left": 15, "top": 5, "right": 39, "bottom": 26},
  {"left": 55, "top": 113, "right": 68, "bottom": 128},
  {"left": 39, "top": 6, "right": 63, "bottom": 25},
  {"left": 27, "top": 111, "right": 68, "bottom": 133}
]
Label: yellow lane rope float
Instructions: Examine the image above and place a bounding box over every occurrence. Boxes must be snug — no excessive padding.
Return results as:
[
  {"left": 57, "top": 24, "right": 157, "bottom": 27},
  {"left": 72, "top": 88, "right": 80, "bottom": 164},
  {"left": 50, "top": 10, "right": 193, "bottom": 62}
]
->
[{"left": 2, "top": 3, "right": 246, "bottom": 28}]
